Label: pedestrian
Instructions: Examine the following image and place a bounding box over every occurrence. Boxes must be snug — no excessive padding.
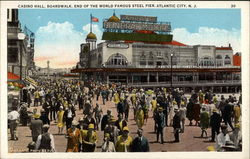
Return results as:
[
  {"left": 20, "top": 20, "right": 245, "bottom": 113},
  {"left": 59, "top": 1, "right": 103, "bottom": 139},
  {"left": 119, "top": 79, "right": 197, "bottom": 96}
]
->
[
  {"left": 63, "top": 104, "right": 76, "bottom": 130},
  {"left": 209, "top": 108, "right": 222, "bottom": 142},
  {"left": 131, "top": 129, "right": 150, "bottom": 152},
  {"left": 173, "top": 108, "right": 181, "bottom": 142},
  {"left": 193, "top": 101, "right": 201, "bottom": 126},
  {"left": 8, "top": 106, "right": 20, "bottom": 140},
  {"left": 65, "top": 120, "right": 81, "bottom": 152},
  {"left": 35, "top": 124, "right": 56, "bottom": 152},
  {"left": 93, "top": 103, "right": 103, "bottom": 130},
  {"left": 115, "top": 126, "right": 133, "bottom": 152},
  {"left": 124, "top": 95, "right": 130, "bottom": 121},
  {"left": 151, "top": 97, "right": 157, "bottom": 114},
  {"left": 34, "top": 90, "right": 40, "bottom": 107},
  {"left": 135, "top": 106, "right": 144, "bottom": 129},
  {"left": 104, "top": 117, "right": 119, "bottom": 144},
  {"left": 215, "top": 124, "right": 232, "bottom": 151},
  {"left": 57, "top": 106, "right": 65, "bottom": 135},
  {"left": 115, "top": 113, "right": 127, "bottom": 135},
  {"left": 19, "top": 103, "right": 29, "bottom": 126},
  {"left": 233, "top": 103, "right": 241, "bottom": 124},
  {"left": 229, "top": 123, "right": 242, "bottom": 150},
  {"left": 83, "top": 100, "right": 92, "bottom": 117},
  {"left": 30, "top": 115, "right": 43, "bottom": 142},
  {"left": 50, "top": 97, "right": 57, "bottom": 121},
  {"left": 179, "top": 102, "right": 186, "bottom": 133},
  {"left": 223, "top": 100, "right": 234, "bottom": 131},
  {"left": 155, "top": 107, "right": 165, "bottom": 144},
  {"left": 101, "top": 133, "right": 116, "bottom": 152},
  {"left": 81, "top": 124, "right": 98, "bottom": 152},
  {"left": 40, "top": 109, "right": 50, "bottom": 125},
  {"left": 101, "top": 109, "right": 113, "bottom": 131},
  {"left": 200, "top": 106, "right": 210, "bottom": 138},
  {"left": 186, "top": 98, "right": 194, "bottom": 126},
  {"left": 83, "top": 113, "right": 96, "bottom": 130},
  {"left": 117, "top": 100, "right": 125, "bottom": 118}
]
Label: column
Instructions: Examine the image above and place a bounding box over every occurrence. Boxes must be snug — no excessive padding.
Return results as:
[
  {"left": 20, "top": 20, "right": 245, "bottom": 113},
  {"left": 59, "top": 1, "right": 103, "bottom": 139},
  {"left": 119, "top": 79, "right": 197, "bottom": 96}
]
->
[
  {"left": 107, "top": 75, "right": 109, "bottom": 84},
  {"left": 156, "top": 72, "right": 159, "bottom": 84},
  {"left": 132, "top": 74, "right": 134, "bottom": 85},
  {"left": 226, "top": 86, "right": 229, "bottom": 93},
  {"left": 147, "top": 72, "right": 150, "bottom": 84},
  {"left": 220, "top": 87, "right": 223, "bottom": 93}
]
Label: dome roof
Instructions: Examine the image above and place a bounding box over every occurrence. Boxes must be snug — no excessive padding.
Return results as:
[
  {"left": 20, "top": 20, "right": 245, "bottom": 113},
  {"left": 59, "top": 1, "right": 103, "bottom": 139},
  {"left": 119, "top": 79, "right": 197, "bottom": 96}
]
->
[
  {"left": 108, "top": 15, "right": 120, "bottom": 22},
  {"left": 86, "top": 32, "right": 97, "bottom": 40}
]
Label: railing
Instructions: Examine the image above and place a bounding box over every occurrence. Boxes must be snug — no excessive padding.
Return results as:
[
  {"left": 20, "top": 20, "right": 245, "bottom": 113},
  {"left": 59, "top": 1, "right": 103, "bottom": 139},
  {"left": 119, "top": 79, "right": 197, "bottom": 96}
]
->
[{"left": 129, "top": 80, "right": 241, "bottom": 86}]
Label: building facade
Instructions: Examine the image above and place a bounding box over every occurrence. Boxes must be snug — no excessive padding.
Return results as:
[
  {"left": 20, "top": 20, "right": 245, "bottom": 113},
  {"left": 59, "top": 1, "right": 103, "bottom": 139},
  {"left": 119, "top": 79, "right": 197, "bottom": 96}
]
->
[
  {"left": 7, "top": 9, "right": 36, "bottom": 82},
  {"left": 72, "top": 14, "right": 241, "bottom": 93}
]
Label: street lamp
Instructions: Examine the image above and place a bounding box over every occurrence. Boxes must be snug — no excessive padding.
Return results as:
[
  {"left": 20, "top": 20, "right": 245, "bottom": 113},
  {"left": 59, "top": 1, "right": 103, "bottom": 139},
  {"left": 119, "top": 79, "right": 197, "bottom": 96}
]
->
[
  {"left": 170, "top": 53, "right": 173, "bottom": 92},
  {"left": 18, "top": 33, "right": 26, "bottom": 82}
]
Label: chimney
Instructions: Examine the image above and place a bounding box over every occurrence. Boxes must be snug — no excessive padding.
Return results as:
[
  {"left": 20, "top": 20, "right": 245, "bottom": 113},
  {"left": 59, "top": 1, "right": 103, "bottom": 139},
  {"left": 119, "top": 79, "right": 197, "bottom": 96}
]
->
[{"left": 229, "top": 43, "right": 231, "bottom": 48}]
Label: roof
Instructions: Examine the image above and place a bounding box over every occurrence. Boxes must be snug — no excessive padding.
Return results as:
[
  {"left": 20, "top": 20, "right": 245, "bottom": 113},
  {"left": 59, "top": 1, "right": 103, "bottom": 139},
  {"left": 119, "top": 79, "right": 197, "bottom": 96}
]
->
[
  {"left": 107, "top": 15, "right": 120, "bottom": 22},
  {"left": 8, "top": 72, "right": 20, "bottom": 80},
  {"left": 86, "top": 32, "right": 97, "bottom": 40},
  {"left": 215, "top": 47, "right": 232, "bottom": 50},
  {"left": 125, "top": 40, "right": 187, "bottom": 46}
]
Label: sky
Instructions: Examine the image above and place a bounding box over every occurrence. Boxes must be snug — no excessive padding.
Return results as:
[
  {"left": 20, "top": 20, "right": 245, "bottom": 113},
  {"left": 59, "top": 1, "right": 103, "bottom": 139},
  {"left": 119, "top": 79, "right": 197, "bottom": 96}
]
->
[{"left": 19, "top": 9, "right": 241, "bottom": 69}]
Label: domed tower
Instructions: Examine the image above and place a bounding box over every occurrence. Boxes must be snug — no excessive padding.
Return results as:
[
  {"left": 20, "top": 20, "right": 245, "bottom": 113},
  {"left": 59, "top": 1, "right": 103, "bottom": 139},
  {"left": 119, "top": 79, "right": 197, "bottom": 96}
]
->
[
  {"left": 107, "top": 12, "right": 120, "bottom": 22},
  {"left": 86, "top": 32, "right": 97, "bottom": 51}
]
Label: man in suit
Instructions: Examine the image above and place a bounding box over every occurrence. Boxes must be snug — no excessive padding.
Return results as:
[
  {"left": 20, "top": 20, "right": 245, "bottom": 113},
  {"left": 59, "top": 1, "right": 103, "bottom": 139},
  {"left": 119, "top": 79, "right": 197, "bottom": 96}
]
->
[
  {"left": 63, "top": 104, "right": 76, "bottom": 130},
  {"left": 155, "top": 107, "right": 165, "bottom": 144},
  {"left": 173, "top": 108, "right": 181, "bottom": 142},
  {"left": 132, "top": 129, "right": 149, "bottom": 152},
  {"left": 30, "top": 115, "right": 43, "bottom": 142}
]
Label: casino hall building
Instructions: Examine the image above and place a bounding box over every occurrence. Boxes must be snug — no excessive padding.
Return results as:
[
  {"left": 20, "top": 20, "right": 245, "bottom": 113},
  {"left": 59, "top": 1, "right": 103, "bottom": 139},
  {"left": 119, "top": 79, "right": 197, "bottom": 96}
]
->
[{"left": 72, "top": 13, "right": 241, "bottom": 93}]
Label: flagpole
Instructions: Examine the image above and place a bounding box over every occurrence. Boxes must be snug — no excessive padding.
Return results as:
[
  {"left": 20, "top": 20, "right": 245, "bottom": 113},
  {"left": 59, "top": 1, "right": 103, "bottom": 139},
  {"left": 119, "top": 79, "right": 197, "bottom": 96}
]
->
[{"left": 90, "top": 14, "right": 92, "bottom": 33}]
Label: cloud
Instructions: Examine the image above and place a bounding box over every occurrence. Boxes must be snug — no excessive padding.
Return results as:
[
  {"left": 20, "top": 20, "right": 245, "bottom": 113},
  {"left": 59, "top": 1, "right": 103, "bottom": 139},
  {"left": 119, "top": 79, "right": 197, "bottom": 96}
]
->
[
  {"left": 82, "top": 23, "right": 103, "bottom": 43},
  {"left": 35, "top": 21, "right": 84, "bottom": 68},
  {"left": 172, "top": 27, "right": 241, "bottom": 53}
]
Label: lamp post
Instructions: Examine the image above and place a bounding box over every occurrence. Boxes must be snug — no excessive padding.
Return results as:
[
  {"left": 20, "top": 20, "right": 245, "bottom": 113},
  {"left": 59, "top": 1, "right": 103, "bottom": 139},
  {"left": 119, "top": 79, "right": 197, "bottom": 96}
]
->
[
  {"left": 170, "top": 53, "right": 173, "bottom": 92},
  {"left": 18, "top": 33, "right": 26, "bottom": 82}
]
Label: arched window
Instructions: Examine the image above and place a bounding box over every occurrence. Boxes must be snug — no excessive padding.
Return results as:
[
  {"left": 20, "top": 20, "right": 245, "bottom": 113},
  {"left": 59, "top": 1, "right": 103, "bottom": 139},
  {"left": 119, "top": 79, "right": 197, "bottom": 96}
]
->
[
  {"left": 140, "top": 53, "right": 146, "bottom": 65},
  {"left": 199, "top": 56, "right": 214, "bottom": 66},
  {"left": 224, "top": 55, "right": 231, "bottom": 65},
  {"left": 216, "top": 55, "right": 223, "bottom": 66},
  {"left": 148, "top": 52, "right": 154, "bottom": 65},
  {"left": 106, "top": 53, "right": 128, "bottom": 66}
]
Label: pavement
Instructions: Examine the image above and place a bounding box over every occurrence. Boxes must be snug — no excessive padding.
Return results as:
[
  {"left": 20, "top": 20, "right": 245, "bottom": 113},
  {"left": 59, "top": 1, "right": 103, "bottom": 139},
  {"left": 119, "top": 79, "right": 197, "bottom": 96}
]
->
[{"left": 8, "top": 94, "right": 239, "bottom": 152}]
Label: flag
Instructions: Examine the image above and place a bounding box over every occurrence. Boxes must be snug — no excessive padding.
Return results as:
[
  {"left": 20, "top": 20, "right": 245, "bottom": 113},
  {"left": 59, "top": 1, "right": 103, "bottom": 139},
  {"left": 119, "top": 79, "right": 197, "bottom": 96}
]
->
[{"left": 91, "top": 16, "right": 99, "bottom": 22}]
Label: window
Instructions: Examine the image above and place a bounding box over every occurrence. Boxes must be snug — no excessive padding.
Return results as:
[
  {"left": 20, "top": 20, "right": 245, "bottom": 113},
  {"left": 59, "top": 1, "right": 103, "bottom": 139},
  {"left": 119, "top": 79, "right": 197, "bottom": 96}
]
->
[
  {"left": 199, "top": 56, "right": 214, "bottom": 66},
  {"left": 107, "top": 53, "right": 128, "bottom": 66},
  {"left": 224, "top": 55, "right": 231, "bottom": 65},
  {"left": 148, "top": 53, "right": 154, "bottom": 65},
  {"left": 156, "top": 51, "right": 162, "bottom": 57},
  {"left": 140, "top": 53, "right": 146, "bottom": 65},
  {"left": 8, "top": 48, "right": 18, "bottom": 63},
  {"left": 216, "top": 55, "right": 223, "bottom": 66}
]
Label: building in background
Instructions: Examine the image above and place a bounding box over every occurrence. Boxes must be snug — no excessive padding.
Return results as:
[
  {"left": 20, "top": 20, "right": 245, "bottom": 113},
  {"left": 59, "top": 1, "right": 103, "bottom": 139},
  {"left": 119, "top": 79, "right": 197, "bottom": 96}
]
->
[{"left": 72, "top": 13, "right": 241, "bottom": 93}]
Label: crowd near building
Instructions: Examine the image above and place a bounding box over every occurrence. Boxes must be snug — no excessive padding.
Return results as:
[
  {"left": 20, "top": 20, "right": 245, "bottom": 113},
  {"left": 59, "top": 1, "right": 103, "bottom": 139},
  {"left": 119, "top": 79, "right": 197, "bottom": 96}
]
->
[
  {"left": 7, "top": 11, "right": 242, "bottom": 153},
  {"left": 73, "top": 13, "right": 241, "bottom": 93}
]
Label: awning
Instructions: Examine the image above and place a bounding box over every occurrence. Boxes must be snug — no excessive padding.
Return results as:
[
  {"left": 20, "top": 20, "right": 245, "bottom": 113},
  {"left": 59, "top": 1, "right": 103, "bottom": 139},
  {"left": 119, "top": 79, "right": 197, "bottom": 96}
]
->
[
  {"left": 8, "top": 72, "right": 20, "bottom": 80},
  {"left": 24, "top": 77, "right": 38, "bottom": 87}
]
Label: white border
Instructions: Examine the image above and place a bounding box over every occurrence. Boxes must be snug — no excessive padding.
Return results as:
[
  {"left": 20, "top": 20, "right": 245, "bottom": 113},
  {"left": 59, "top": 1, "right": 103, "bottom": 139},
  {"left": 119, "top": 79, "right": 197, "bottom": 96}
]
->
[{"left": 0, "top": 1, "right": 249, "bottom": 159}]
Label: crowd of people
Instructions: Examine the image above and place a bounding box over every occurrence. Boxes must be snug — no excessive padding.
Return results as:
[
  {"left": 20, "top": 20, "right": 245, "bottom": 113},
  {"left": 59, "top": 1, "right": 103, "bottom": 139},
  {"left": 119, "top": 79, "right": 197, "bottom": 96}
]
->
[{"left": 8, "top": 78, "right": 242, "bottom": 152}]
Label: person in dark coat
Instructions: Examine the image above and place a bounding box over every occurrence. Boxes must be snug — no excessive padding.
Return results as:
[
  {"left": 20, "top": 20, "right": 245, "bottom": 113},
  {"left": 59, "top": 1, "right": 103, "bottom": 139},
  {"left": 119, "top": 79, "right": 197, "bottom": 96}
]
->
[
  {"left": 117, "top": 100, "right": 125, "bottom": 118},
  {"left": 186, "top": 98, "right": 194, "bottom": 126},
  {"left": 115, "top": 114, "right": 127, "bottom": 135},
  {"left": 30, "top": 116, "right": 43, "bottom": 142},
  {"left": 83, "top": 113, "right": 96, "bottom": 130},
  {"left": 209, "top": 108, "right": 222, "bottom": 142},
  {"left": 132, "top": 129, "right": 149, "bottom": 152},
  {"left": 63, "top": 104, "right": 76, "bottom": 130},
  {"left": 155, "top": 107, "right": 165, "bottom": 144},
  {"left": 19, "top": 103, "right": 29, "bottom": 126},
  {"left": 173, "top": 108, "right": 181, "bottom": 142},
  {"left": 40, "top": 109, "right": 50, "bottom": 125},
  {"left": 101, "top": 110, "right": 112, "bottom": 131},
  {"left": 193, "top": 101, "right": 201, "bottom": 126},
  {"left": 223, "top": 100, "right": 234, "bottom": 131}
]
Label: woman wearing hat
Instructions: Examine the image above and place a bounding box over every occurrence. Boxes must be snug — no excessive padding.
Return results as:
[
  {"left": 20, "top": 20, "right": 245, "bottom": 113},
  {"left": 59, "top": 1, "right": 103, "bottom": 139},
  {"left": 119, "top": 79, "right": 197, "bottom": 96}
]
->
[
  {"left": 115, "top": 126, "right": 133, "bottom": 152},
  {"left": 65, "top": 120, "right": 81, "bottom": 152},
  {"left": 57, "top": 106, "right": 65, "bottom": 135},
  {"left": 136, "top": 106, "right": 144, "bottom": 129},
  {"left": 81, "top": 124, "right": 98, "bottom": 152},
  {"left": 101, "top": 133, "right": 116, "bottom": 152}
]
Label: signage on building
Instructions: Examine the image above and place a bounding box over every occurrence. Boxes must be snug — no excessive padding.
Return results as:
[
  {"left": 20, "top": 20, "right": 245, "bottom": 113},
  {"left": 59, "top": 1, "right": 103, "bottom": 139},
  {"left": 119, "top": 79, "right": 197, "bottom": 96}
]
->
[
  {"left": 103, "top": 21, "right": 170, "bottom": 32},
  {"left": 120, "top": 15, "right": 157, "bottom": 23},
  {"left": 107, "top": 43, "right": 129, "bottom": 49}
]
